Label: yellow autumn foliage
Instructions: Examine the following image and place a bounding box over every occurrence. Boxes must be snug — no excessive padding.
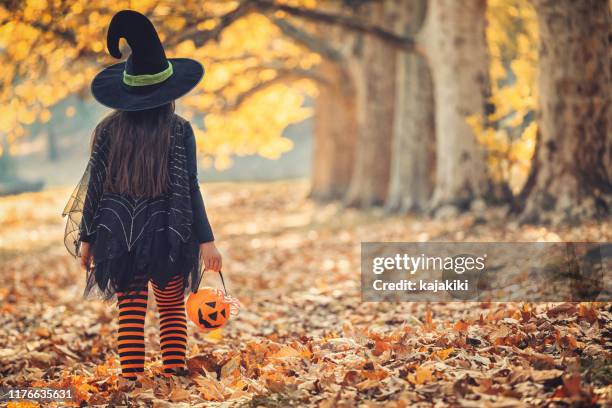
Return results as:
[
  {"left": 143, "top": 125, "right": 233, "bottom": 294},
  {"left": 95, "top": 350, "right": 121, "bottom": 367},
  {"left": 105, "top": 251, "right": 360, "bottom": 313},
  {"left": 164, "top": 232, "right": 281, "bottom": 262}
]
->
[
  {"left": 0, "top": 1, "right": 318, "bottom": 168},
  {"left": 470, "top": 0, "right": 539, "bottom": 192}
]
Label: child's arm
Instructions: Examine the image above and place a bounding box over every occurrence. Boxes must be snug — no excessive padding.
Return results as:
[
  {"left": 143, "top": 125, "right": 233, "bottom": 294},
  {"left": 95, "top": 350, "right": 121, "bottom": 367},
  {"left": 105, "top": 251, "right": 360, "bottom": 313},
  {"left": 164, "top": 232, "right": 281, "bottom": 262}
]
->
[
  {"left": 79, "top": 171, "right": 96, "bottom": 270},
  {"left": 184, "top": 121, "right": 214, "bottom": 243},
  {"left": 77, "top": 169, "right": 99, "bottom": 270},
  {"left": 184, "top": 121, "right": 222, "bottom": 272},
  {"left": 61, "top": 125, "right": 108, "bottom": 268},
  {"left": 79, "top": 173, "right": 99, "bottom": 245},
  {"left": 79, "top": 129, "right": 108, "bottom": 244}
]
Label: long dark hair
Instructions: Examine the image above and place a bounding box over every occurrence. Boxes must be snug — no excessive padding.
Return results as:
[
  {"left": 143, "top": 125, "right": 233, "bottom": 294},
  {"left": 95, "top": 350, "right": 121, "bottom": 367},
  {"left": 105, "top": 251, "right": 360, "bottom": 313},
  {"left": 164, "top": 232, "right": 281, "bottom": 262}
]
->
[{"left": 91, "top": 102, "right": 175, "bottom": 198}]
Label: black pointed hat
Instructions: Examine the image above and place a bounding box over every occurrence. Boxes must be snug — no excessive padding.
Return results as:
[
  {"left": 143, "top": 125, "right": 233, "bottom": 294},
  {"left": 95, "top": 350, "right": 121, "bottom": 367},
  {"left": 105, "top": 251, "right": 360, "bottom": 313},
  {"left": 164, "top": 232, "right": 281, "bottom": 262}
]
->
[{"left": 91, "top": 10, "right": 204, "bottom": 111}]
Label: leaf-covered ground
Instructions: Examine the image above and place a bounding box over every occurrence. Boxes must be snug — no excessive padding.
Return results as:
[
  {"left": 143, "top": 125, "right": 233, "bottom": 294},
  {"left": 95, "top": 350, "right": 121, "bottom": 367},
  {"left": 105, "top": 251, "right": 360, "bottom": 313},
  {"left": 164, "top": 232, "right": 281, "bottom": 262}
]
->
[{"left": 0, "top": 181, "right": 610, "bottom": 407}]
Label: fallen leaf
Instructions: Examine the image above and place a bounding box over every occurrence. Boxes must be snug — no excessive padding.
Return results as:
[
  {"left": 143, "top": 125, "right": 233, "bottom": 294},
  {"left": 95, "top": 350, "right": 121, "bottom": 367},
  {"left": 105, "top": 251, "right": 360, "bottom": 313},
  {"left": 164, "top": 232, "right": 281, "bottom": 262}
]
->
[
  {"left": 168, "top": 386, "right": 191, "bottom": 402},
  {"left": 270, "top": 345, "right": 301, "bottom": 358},
  {"left": 408, "top": 366, "right": 433, "bottom": 385},
  {"left": 433, "top": 348, "right": 454, "bottom": 360},
  {"left": 195, "top": 377, "right": 225, "bottom": 401},
  {"left": 220, "top": 355, "right": 241, "bottom": 379},
  {"left": 453, "top": 320, "right": 470, "bottom": 332}
]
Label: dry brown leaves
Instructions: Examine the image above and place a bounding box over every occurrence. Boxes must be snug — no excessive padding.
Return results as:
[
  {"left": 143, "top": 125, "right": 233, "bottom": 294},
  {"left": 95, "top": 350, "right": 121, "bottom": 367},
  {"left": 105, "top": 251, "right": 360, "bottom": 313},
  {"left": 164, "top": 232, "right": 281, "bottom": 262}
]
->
[{"left": 0, "top": 182, "right": 610, "bottom": 407}]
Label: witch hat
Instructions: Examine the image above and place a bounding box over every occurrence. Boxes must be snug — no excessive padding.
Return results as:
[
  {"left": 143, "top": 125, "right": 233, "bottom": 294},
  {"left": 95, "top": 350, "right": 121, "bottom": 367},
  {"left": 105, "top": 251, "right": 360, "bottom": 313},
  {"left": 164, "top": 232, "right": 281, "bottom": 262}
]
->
[{"left": 91, "top": 10, "right": 204, "bottom": 111}]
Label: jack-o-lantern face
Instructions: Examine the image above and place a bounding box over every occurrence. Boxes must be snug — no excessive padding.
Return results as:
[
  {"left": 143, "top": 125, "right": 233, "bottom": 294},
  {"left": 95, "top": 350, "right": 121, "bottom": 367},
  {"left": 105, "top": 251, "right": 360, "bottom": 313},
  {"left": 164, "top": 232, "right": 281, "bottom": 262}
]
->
[{"left": 186, "top": 288, "right": 231, "bottom": 332}]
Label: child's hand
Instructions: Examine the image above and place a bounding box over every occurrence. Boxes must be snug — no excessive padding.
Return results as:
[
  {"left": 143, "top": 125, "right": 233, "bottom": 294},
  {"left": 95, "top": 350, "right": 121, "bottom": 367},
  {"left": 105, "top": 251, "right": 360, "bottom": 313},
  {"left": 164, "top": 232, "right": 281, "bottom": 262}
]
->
[
  {"left": 80, "top": 242, "right": 93, "bottom": 271},
  {"left": 200, "top": 241, "right": 222, "bottom": 272}
]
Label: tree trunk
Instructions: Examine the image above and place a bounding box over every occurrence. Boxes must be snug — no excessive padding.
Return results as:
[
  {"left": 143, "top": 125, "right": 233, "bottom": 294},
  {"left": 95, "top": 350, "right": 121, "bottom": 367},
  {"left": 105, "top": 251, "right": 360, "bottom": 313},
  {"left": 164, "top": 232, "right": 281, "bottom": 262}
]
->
[
  {"left": 344, "top": 1, "right": 397, "bottom": 208},
  {"left": 310, "top": 60, "right": 357, "bottom": 201},
  {"left": 421, "top": 0, "right": 491, "bottom": 210},
  {"left": 521, "top": 0, "right": 611, "bottom": 223},
  {"left": 386, "top": 52, "right": 435, "bottom": 213},
  {"left": 385, "top": 0, "right": 434, "bottom": 213}
]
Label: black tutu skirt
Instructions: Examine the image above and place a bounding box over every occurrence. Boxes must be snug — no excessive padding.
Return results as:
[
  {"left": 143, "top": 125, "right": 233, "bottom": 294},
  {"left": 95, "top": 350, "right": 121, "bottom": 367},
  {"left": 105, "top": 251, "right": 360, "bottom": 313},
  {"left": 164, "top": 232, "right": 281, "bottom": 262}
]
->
[{"left": 82, "top": 192, "right": 202, "bottom": 301}]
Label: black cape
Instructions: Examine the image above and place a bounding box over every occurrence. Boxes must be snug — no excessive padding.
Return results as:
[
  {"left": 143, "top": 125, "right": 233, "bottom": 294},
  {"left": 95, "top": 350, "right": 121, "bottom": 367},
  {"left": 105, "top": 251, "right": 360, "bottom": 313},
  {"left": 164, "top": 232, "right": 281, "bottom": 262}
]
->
[{"left": 62, "top": 115, "right": 203, "bottom": 301}]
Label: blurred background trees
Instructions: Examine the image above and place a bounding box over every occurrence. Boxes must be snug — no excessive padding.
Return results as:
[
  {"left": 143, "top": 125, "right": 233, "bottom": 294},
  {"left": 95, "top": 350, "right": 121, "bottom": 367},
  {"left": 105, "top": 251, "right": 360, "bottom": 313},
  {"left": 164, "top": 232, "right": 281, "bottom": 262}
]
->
[{"left": 0, "top": 0, "right": 609, "bottom": 223}]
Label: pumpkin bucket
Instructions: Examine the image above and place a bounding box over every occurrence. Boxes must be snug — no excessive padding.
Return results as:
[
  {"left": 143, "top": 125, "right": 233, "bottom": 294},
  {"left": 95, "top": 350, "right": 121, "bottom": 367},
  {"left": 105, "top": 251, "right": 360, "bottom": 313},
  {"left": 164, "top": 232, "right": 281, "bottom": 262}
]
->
[{"left": 186, "top": 271, "right": 240, "bottom": 332}]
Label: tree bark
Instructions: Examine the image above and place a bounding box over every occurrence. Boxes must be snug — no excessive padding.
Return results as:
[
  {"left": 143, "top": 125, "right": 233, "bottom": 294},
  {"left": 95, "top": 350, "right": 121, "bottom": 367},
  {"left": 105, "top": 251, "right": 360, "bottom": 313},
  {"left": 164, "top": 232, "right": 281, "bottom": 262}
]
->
[
  {"left": 344, "top": 1, "right": 397, "bottom": 208},
  {"left": 385, "top": 0, "right": 435, "bottom": 213},
  {"left": 521, "top": 0, "right": 611, "bottom": 223},
  {"left": 310, "top": 59, "right": 357, "bottom": 201},
  {"left": 386, "top": 52, "right": 435, "bottom": 212},
  {"left": 421, "top": 0, "right": 492, "bottom": 210}
]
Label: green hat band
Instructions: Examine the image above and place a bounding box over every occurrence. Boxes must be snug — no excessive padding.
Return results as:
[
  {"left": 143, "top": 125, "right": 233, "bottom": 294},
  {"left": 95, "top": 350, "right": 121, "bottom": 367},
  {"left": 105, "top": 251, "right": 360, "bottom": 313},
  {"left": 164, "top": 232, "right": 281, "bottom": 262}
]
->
[{"left": 123, "top": 62, "right": 173, "bottom": 86}]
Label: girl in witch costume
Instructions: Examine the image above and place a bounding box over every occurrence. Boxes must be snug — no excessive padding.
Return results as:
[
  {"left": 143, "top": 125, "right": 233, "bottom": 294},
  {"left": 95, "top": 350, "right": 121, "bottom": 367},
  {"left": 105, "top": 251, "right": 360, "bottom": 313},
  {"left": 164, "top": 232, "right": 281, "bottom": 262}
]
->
[{"left": 62, "top": 10, "right": 222, "bottom": 379}]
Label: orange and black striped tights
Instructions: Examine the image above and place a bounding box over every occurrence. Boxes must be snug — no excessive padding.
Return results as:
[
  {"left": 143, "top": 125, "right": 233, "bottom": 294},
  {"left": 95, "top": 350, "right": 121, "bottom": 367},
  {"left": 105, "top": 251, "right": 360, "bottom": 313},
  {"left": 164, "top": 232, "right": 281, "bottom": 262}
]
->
[{"left": 116, "top": 274, "right": 187, "bottom": 378}]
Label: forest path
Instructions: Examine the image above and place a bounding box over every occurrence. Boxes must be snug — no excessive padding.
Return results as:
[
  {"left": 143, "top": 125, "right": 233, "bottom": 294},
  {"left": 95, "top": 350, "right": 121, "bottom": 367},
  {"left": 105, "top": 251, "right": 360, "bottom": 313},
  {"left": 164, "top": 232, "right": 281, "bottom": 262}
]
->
[{"left": 0, "top": 181, "right": 609, "bottom": 407}]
